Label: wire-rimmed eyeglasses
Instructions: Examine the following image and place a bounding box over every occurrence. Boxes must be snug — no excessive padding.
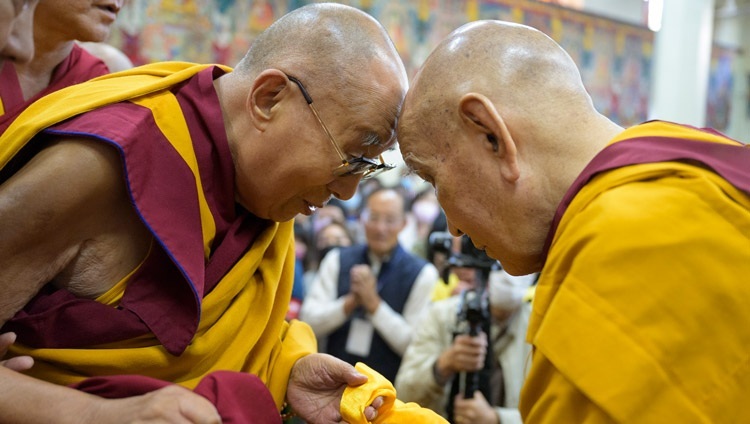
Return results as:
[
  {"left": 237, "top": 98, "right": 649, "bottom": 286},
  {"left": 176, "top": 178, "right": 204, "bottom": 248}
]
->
[{"left": 285, "top": 74, "right": 395, "bottom": 180}]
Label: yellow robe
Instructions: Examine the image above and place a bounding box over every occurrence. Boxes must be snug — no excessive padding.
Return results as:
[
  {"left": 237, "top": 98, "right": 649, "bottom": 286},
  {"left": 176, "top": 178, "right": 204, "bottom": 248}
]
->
[
  {"left": 521, "top": 121, "right": 750, "bottom": 422},
  {"left": 1, "top": 62, "right": 316, "bottom": 409}
]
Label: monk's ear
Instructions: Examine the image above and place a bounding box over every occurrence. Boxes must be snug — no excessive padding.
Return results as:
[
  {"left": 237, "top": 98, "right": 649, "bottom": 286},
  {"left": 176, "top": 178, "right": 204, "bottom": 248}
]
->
[
  {"left": 246, "top": 69, "right": 290, "bottom": 131},
  {"left": 458, "top": 93, "right": 519, "bottom": 182}
]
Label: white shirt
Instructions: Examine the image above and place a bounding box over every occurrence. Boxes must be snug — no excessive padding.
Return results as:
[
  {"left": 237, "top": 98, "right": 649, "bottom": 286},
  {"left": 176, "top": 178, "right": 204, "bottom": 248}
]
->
[{"left": 299, "top": 247, "right": 439, "bottom": 356}]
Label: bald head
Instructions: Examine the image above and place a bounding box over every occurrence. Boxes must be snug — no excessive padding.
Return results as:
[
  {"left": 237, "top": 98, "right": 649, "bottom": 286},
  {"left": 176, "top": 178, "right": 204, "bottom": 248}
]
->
[
  {"left": 231, "top": 3, "right": 407, "bottom": 150},
  {"left": 397, "top": 21, "right": 623, "bottom": 275},
  {"left": 402, "top": 20, "right": 594, "bottom": 143},
  {"left": 218, "top": 4, "right": 408, "bottom": 223},
  {"left": 237, "top": 4, "right": 405, "bottom": 102}
]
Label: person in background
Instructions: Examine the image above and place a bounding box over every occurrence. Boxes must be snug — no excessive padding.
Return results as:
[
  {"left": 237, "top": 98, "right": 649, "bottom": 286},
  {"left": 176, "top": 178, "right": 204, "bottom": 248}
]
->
[
  {"left": 395, "top": 266, "right": 536, "bottom": 424},
  {"left": 0, "top": 3, "right": 408, "bottom": 422},
  {"left": 315, "top": 220, "right": 354, "bottom": 262},
  {"left": 400, "top": 187, "right": 440, "bottom": 259},
  {"left": 0, "top": 0, "right": 120, "bottom": 131},
  {"left": 397, "top": 19, "right": 750, "bottom": 422},
  {"left": 300, "top": 187, "right": 439, "bottom": 382}
]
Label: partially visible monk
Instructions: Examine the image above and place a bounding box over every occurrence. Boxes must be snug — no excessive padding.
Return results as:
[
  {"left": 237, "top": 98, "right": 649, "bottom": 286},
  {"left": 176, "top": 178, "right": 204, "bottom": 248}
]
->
[
  {"left": 0, "top": 0, "right": 38, "bottom": 67},
  {"left": 0, "top": 0, "right": 118, "bottom": 130},
  {"left": 0, "top": 3, "right": 408, "bottom": 423},
  {"left": 0, "top": 0, "right": 39, "bottom": 377},
  {"left": 397, "top": 20, "right": 750, "bottom": 423}
]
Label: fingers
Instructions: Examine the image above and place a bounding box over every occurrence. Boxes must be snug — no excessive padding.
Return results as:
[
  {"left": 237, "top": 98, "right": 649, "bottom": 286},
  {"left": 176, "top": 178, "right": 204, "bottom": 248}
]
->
[
  {"left": 0, "top": 332, "right": 16, "bottom": 356},
  {"left": 1, "top": 355, "right": 34, "bottom": 372},
  {"left": 296, "top": 353, "right": 368, "bottom": 387},
  {"left": 363, "top": 396, "right": 383, "bottom": 421},
  {"left": 349, "top": 265, "right": 375, "bottom": 287},
  {"left": 364, "top": 405, "right": 378, "bottom": 422},
  {"left": 451, "top": 334, "right": 487, "bottom": 372},
  {"left": 0, "top": 332, "right": 33, "bottom": 372},
  {"left": 371, "top": 396, "right": 384, "bottom": 409}
]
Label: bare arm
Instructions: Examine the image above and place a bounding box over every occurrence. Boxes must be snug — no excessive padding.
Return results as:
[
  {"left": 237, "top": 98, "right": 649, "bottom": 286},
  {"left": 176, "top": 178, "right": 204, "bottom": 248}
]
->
[
  {"left": 0, "top": 137, "right": 133, "bottom": 326},
  {"left": 0, "top": 138, "right": 221, "bottom": 422},
  {"left": 0, "top": 366, "right": 222, "bottom": 424}
]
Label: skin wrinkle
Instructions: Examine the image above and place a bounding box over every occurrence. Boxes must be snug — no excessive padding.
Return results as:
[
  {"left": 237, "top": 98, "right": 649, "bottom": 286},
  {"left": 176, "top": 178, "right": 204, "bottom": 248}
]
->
[
  {"left": 241, "top": 19, "right": 402, "bottom": 158},
  {"left": 215, "top": 3, "right": 408, "bottom": 221}
]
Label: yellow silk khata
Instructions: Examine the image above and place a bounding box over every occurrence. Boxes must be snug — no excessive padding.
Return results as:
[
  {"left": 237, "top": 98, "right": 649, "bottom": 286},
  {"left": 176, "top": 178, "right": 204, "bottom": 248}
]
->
[
  {"left": 343, "top": 363, "right": 448, "bottom": 423},
  {"left": 521, "top": 121, "right": 750, "bottom": 422},
  {"left": 1, "top": 62, "right": 316, "bottom": 408}
]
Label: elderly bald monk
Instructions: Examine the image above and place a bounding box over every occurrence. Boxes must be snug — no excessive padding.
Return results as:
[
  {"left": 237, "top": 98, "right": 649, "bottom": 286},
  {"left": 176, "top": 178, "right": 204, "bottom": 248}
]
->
[
  {"left": 0, "top": 3, "right": 408, "bottom": 423},
  {"left": 397, "top": 20, "right": 750, "bottom": 423},
  {"left": 0, "top": 0, "right": 117, "bottom": 130}
]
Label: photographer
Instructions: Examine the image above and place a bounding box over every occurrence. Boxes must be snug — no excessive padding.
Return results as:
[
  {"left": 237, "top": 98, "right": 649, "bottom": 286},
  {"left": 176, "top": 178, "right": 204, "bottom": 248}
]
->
[{"left": 394, "top": 235, "right": 536, "bottom": 424}]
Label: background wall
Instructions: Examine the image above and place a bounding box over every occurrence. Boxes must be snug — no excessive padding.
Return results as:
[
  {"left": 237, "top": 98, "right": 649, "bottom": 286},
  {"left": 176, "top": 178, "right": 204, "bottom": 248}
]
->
[{"left": 107, "top": 0, "right": 748, "bottom": 142}]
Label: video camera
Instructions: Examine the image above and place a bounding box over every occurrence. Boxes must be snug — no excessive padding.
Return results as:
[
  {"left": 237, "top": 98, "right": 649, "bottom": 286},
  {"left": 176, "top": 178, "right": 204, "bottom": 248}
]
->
[{"left": 428, "top": 232, "right": 499, "bottom": 401}]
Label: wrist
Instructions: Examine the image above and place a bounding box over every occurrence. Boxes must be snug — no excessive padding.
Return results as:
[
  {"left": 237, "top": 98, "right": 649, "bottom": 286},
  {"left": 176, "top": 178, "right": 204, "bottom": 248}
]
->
[
  {"left": 343, "top": 294, "right": 358, "bottom": 315},
  {"left": 433, "top": 357, "right": 452, "bottom": 385},
  {"left": 365, "top": 297, "right": 381, "bottom": 314}
]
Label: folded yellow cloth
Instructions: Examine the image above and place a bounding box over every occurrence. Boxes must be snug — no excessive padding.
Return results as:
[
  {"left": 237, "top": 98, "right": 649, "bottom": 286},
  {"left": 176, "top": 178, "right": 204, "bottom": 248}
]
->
[{"left": 341, "top": 363, "right": 448, "bottom": 424}]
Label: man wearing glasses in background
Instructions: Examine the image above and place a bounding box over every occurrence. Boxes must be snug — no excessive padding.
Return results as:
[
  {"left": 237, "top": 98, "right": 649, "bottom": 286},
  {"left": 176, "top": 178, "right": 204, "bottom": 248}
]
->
[
  {"left": 301, "top": 187, "right": 439, "bottom": 384},
  {"left": 0, "top": 3, "right": 407, "bottom": 423}
]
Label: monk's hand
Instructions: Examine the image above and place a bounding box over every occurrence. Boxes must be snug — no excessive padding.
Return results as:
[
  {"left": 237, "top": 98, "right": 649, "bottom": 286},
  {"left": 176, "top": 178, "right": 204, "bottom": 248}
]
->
[
  {"left": 89, "top": 385, "right": 222, "bottom": 424},
  {"left": 287, "top": 353, "right": 380, "bottom": 424},
  {"left": 0, "top": 332, "right": 33, "bottom": 372}
]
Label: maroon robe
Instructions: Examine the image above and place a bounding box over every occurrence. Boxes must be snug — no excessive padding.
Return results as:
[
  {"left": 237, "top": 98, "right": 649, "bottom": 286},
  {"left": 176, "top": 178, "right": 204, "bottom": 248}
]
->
[
  {"left": 2, "top": 67, "right": 281, "bottom": 419},
  {"left": 542, "top": 121, "right": 750, "bottom": 264},
  {"left": 0, "top": 44, "right": 110, "bottom": 133}
]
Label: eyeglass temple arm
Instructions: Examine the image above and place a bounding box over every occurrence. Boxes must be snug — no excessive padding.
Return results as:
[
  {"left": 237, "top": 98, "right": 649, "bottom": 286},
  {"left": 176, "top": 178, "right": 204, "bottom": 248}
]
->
[
  {"left": 286, "top": 76, "right": 348, "bottom": 164},
  {"left": 305, "top": 104, "right": 347, "bottom": 163}
]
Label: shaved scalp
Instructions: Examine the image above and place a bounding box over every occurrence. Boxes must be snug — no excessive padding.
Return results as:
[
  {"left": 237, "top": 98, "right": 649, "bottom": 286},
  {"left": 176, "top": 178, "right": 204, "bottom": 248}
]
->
[
  {"left": 238, "top": 3, "right": 392, "bottom": 73},
  {"left": 235, "top": 3, "right": 406, "bottom": 148},
  {"left": 403, "top": 21, "right": 595, "bottom": 143}
]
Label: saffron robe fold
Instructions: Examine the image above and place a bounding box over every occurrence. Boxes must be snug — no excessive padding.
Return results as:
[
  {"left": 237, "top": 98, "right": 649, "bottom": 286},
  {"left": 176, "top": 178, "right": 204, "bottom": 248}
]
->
[
  {"left": 0, "top": 44, "right": 109, "bottom": 131},
  {"left": 0, "top": 62, "right": 316, "bottom": 409},
  {"left": 521, "top": 121, "right": 750, "bottom": 422}
]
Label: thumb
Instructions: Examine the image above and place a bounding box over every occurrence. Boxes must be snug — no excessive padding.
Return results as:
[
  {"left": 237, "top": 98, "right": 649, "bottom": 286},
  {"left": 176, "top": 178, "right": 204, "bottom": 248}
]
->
[
  {"left": 340, "top": 361, "right": 368, "bottom": 386},
  {"left": 316, "top": 354, "right": 368, "bottom": 386}
]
